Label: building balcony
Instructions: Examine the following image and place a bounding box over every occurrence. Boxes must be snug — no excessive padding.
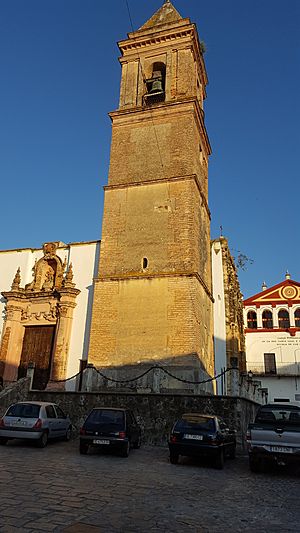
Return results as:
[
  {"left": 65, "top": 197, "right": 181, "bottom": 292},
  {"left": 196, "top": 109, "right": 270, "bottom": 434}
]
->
[{"left": 247, "top": 362, "right": 300, "bottom": 377}]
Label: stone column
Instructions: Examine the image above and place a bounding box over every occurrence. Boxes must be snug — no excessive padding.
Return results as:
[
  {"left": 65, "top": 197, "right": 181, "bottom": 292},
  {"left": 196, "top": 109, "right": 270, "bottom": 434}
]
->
[
  {"left": 85, "top": 363, "right": 94, "bottom": 392},
  {"left": 1, "top": 304, "right": 25, "bottom": 382},
  {"left": 273, "top": 308, "right": 279, "bottom": 328},
  {"left": 153, "top": 367, "right": 161, "bottom": 393},
  {"left": 51, "top": 288, "right": 79, "bottom": 381},
  {"left": 227, "top": 364, "right": 239, "bottom": 397},
  {"left": 26, "top": 362, "right": 36, "bottom": 390},
  {"left": 289, "top": 307, "right": 295, "bottom": 327}
]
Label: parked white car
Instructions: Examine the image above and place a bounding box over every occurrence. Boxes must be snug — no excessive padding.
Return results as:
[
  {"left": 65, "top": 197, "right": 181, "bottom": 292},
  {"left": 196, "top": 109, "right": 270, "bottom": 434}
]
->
[
  {"left": 0, "top": 401, "right": 72, "bottom": 448},
  {"left": 247, "top": 403, "right": 300, "bottom": 472}
]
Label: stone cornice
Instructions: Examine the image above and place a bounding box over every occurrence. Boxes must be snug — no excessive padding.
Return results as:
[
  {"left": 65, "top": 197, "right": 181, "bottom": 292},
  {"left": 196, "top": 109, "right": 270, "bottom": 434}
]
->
[
  {"left": 1, "top": 288, "right": 80, "bottom": 300},
  {"left": 119, "top": 24, "right": 193, "bottom": 53},
  {"left": 59, "top": 288, "right": 81, "bottom": 298},
  {"left": 94, "top": 271, "right": 214, "bottom": 302},
  {"left": 104, "top": 174, "right": 210, "bottom": 220}
]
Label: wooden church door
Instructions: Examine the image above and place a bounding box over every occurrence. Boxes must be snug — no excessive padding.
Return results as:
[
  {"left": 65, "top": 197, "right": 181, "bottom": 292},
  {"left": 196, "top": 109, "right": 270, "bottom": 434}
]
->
[{"left": 18, "top": 325, "right": 56, "bottom": 390}]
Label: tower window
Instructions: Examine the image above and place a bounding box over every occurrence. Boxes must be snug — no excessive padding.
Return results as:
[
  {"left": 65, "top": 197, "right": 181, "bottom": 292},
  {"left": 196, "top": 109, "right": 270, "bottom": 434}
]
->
[
  {"left": 247, "top": 311, "right": 257, "bottom": 329},
  {"left": 278, "top": 309, "right": 290, "bottom": 328},
  {"left": 142, "top": 257, "right": 148, "bottom": 269},
  {"left": 262, "top": 310, "right": 273, "bottom": 329},
  {"left": 144, "top": 62, "right": 166, "bottom": 105},
  {"left": 295, "top": 308, "right": 300, "bottom": 327}
]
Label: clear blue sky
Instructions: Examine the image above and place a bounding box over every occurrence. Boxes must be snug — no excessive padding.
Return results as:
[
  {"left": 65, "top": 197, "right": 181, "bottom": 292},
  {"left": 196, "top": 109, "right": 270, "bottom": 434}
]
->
[{"left": 0, "top": 0, "right": 299, "bottom": 298}]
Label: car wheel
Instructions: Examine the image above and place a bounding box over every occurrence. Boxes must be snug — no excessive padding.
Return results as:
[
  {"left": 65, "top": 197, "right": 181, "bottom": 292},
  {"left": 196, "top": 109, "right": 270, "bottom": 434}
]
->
[
  {"left": 170, "top": 453, "right": 179, "bottom": 465},
  {"left": 214, "top": 449, "right": 224, "bottom": 469},
  {"left": 37, "top": 432, "right": 48, "bottom": 448},
  {"left": 228, "top": 444, "right": 236, "bottom": 459},
  {"left": 120, "top": 441, "right": 130, "bottom": 458},
  {"left": 249, "top": 456, "right": 261, "bottom": 473},
  {"left": 65, "top": 426, "right": 72, "bottom": 442},
  {"left": 79, "top": 443, "right": 89, "bottom": 455},
  {"left": 0, "top": 438, "right": 8, "bottom": 445},
  {"left": 133, "top": 435, "right": 141, "bottom": 449}
]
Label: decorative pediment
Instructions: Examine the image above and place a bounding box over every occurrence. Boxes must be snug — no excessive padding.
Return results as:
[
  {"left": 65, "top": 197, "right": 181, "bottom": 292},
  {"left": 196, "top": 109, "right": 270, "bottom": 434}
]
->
[
  {"left": 2, "top": 243, "right": 79, "bottom": 301},
  {"left": 25, "top": 242, "right": 66, "bottom": 292},
  {"left": 244, "top": 279, "right": 300, "bottom": 307}
]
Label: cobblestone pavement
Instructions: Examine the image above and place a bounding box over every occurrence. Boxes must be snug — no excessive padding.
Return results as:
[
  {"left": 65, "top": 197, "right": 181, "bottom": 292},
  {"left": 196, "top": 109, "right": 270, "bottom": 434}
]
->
[{"left": 0, "top": 439, "right": 299, "bottom": 533}]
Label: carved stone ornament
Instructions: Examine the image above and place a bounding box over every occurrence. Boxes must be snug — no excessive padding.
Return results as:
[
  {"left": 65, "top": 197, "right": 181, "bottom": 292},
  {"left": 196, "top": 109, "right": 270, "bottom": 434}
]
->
[
  {"left": 25, "top": 242, "right": 66, "bottom": 292},
  {"left": 59, "top": 305, "right": 69, "bottom": 318},
  {"left": 11, "top": 267, "right": 21, "bottom": 291},
  {"left": 62, "top": 263, "right": 75, "bottom": 289},
  {"left": 5, "top": 306, "right": 22, "bottom": 321},
  {"left": 21, "top": 302, "right": 57, "bottom": 322}
]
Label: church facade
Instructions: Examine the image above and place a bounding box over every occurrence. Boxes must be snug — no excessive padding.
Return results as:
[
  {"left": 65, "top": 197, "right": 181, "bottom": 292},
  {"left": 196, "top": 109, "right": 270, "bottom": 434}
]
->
[
  {"left": 244, "top": 274, "right": 300, "bottom": 406},
  {"left": 0, "top": 2, "right": 245, "bottom": 394}
]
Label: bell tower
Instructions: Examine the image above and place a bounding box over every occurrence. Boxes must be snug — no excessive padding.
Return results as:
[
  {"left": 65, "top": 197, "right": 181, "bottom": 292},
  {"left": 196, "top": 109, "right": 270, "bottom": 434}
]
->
[{"left": 88, "top": 1, "right": 214, "bottom": 382}]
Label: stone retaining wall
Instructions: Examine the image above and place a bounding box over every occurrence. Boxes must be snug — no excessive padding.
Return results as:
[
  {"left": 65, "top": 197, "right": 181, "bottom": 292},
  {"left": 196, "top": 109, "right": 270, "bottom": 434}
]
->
[
  {"left": 0, "top": 377, "right": 31, "bottom": 415},
  {"left": 26, "top": 390, "right": 259, "bottom": 449}
]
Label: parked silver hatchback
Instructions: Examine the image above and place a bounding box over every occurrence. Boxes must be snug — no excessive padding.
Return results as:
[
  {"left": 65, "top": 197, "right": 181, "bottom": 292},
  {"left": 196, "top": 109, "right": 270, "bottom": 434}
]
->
[{"left": 0, "top": 401, "right": 72, "bottom": 448}]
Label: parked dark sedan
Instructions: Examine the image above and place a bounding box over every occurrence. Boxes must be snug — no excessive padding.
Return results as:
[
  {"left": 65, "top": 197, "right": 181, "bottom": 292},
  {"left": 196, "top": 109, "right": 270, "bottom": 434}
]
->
[
  {"left": 168, "top": 413, "right": 236, "bottom": 469},
  {"left": 79, "top": 407, "right": 141, "bottom": 457}
]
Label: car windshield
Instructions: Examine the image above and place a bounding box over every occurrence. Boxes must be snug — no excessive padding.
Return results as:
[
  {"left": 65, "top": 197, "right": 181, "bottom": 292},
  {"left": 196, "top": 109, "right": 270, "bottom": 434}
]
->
[
  {"left": 175, "top": 416, "right": 215, "bottom": 432},
  {"left": 255, "top": 407, "right": 300, "bottom": 425},
  {"left": 6, "top": 403, "right": 40, "bottom": 419},
  {"left": 87, "top": 409, "right": 125, "bottom": 429}
]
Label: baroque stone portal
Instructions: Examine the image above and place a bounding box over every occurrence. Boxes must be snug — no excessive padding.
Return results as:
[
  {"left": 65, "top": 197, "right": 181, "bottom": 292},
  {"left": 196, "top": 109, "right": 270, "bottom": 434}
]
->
[{"left": 0, "top": 242, "right": 80, "bottom": 389}]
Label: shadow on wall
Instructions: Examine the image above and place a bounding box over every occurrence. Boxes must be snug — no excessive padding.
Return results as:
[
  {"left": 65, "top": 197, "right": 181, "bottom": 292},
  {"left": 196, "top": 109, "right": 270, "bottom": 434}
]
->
[
  {"left": 0, "top": 376, "right": 31, "bottom": 417},
  {"left": 62, "top": 353, "right": 215, "bottom": 396}
]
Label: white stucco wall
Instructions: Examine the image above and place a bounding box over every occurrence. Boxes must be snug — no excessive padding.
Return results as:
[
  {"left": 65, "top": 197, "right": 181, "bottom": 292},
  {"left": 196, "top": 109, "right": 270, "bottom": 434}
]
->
[
  {"left": 211, "top": 241, "right": 227, "bottom": 394},
  {"left": 65, "top": 241, "right": 100, "bottom": 378},
  {"left": 254, "top": 375, "right": 300, "bottom": 406},
  {"left": 0, "top": 241, "right": 100, "bottom": 381}
]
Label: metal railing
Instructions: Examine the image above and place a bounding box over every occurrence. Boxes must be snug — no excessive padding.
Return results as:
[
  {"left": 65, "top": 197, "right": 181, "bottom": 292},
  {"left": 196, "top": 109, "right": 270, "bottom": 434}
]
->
[{"left": 247, "top": 361, "right": 300, "bottom": 376}]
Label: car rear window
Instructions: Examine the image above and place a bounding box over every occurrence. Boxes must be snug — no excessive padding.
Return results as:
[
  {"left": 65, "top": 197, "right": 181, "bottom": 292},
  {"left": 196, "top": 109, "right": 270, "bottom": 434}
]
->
[
  {"left": 6, "top": 403, "right": 40, "bottom": 418},
  {"left": 175, "top": 416, "right": 215, "bottom": 432},
  {"left": 255, "top": 407, "right": 300, "bottom": 425},
  {"left": 86, "top": 409, "right": 125, "bottom": 429}
]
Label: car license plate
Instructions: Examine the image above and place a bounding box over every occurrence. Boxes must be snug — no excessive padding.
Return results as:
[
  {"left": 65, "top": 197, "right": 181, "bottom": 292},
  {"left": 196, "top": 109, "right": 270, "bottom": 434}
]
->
[
  {"left": 270, "top": 446, "right": 293, "bottom": 453},
  {"left": 12, "top": 421, "right": 27, "bottom": 427},
  {"left": 93, "top": 439, "right": 109, "bottom": 445},
  {"left": 184, "top": 434, "right": 203, "bottom": 440}
]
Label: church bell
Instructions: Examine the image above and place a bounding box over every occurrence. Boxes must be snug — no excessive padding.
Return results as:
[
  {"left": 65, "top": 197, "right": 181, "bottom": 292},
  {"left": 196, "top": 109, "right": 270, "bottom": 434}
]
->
[{"left": 149, "top": 70, "right": 163, "bottom": 94}]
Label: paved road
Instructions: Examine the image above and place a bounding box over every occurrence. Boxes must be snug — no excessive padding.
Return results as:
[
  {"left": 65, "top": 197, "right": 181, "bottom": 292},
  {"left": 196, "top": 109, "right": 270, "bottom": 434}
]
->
[{"left": 0, "top": 439, "right": 299, "bottom": 533}]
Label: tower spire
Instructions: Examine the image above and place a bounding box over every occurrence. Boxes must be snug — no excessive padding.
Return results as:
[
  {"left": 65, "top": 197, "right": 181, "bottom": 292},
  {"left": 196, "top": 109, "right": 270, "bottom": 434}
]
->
[{"left": 138, "top": 0, "right": 182, "bottom": 30}]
